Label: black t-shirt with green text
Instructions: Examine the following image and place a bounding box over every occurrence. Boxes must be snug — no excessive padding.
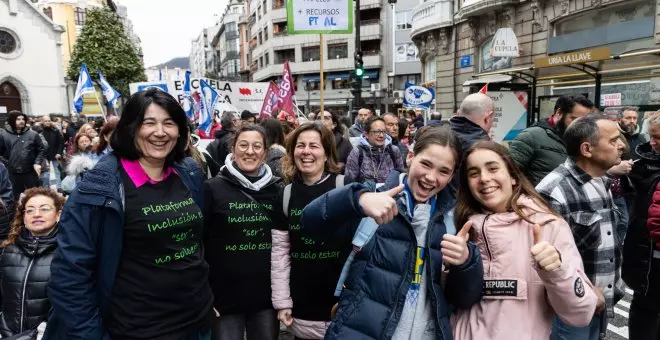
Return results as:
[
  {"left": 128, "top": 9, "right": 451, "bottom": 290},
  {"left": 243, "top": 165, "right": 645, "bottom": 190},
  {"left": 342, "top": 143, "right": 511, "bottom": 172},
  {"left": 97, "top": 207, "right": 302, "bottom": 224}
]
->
[
  {"left": 276, "top": 174, "right": 352, "bottom": 321},
  {"left": 106, "top": 167, "right": 213, "bottom": 340}
]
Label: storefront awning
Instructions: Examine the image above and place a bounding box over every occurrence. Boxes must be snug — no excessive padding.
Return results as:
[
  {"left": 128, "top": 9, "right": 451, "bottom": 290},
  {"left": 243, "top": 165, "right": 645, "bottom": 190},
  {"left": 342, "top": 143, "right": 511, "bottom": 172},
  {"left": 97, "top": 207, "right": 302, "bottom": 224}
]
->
[
  {"left": 363, "top": 70, "right": 379, "bottom": 79},
  {"left": 326, "top": 72, "right": 350, "bottom": 81},
  {"left": 303, "top": 74, "right": 320, "bottom": 82}
]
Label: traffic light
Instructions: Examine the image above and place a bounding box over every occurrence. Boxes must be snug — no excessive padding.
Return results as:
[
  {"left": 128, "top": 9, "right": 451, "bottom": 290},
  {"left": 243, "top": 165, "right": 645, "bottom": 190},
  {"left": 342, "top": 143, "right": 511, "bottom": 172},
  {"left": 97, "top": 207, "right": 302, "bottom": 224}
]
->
[{"left": 354, "top": 51, "right": 364, "bottom": 78}]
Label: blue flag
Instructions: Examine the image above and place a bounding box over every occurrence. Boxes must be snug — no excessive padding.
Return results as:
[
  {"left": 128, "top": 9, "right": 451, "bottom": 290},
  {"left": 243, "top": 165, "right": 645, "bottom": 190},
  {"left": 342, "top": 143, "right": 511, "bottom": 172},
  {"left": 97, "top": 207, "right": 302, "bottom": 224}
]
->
[
  {"left": 97, "top": 71, "right": 120, "bottom": 107},
  {"left": 199, "top": 79, "right": 218, "bottom": 135},
  {"left": 182, "top": 71, "right": 195, "bottom": 122},
  {"left": 72, "top": 63, "right": 95, "bottom": 114}
]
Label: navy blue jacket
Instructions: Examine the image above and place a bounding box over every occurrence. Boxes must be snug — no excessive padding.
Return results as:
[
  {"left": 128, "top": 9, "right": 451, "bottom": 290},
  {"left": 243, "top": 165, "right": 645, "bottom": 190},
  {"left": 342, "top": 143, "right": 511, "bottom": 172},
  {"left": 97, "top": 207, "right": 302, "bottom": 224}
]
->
[
  {"left": 42, "top": 155, "right": 205, "bottom": 340},
  {"left": 301, "top": 172, "right": 483, "bottom": 340}
]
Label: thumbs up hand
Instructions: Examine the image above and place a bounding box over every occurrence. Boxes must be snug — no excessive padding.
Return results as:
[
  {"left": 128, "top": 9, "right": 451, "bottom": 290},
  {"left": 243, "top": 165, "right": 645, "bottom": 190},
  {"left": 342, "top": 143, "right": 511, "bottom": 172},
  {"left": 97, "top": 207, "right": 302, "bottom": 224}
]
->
[
  {"left": 358, "top": 184, "right": 404, "bottom": 225},
  {"left": 531, "top": 224, "right": 561, "bottom": 271},
  {"left": 441, "top": 221, "right": 473, "bottom": 267}
]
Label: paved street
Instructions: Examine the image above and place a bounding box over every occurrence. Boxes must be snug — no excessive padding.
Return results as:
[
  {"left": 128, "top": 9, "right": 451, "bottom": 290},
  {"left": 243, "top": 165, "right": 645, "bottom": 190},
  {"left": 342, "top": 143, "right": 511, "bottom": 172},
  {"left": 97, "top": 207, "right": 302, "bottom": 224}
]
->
[{"left": 606, "top": 287, "right": 633, "bottom": 340}]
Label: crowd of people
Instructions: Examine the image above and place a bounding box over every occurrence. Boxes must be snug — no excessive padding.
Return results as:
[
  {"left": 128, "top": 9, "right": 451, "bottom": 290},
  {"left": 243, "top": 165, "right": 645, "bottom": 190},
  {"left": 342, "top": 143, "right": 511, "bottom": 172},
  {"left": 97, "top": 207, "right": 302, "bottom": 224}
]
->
[{"left": 0, "top": 87, "right": 656, "bottom": 340}]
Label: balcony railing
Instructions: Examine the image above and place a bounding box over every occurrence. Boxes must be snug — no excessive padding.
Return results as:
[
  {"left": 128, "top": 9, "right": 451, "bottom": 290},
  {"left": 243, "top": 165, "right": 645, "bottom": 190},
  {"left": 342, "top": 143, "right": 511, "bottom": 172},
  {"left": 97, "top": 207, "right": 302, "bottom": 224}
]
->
[
  {"left": 360, "top": 19, "right": 380, "bottom": 26},
  {"left": 410, "top": 0, "right": 453, "bottom": 40},
  {"left": 273, "top": 30, "right": 288, "bottom": 37}
]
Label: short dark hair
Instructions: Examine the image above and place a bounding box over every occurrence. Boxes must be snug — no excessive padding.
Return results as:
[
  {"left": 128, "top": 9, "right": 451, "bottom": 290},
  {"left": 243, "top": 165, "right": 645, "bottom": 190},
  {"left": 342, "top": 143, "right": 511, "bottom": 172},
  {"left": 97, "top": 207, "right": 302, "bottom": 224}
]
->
[
  {"left": 430, "top": 113, "right": 442, "bottom": 121},
  {"left": 111, "top": 88, "right": 189, "bottom": 167},
  {"left": 231, "top": 124, "right": 267, "bottom": 149},
  {"left": 620, "top": 106, "right": 639, "bottom": 119},
  {"left": 241, "top": 110, "right": 255, "bottom": 121},
  {"left": 364, "top": 116, "right": 385, "bottom": 133},
  {"left": 554, "top": 95, "right": 593, "bottom": 116},
  {"left": 397, "top": 118, "right": 408, "bottom": 141},
  {"left": 564, "top": 113, "right": 610, "bottom": 158},
  {"left": 573, "top": 95, "right": 594, "bottom": 109},
  {"left": 261, "top": 118, "right": 285, "bottom": 146}
]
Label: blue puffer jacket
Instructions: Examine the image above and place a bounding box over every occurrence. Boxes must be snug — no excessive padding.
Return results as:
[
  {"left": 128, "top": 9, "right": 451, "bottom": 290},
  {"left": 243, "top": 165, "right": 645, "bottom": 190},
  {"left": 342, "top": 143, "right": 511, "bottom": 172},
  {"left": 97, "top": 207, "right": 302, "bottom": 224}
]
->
[
  {"left": 301, "top": 171, "right": 484, "bottom": 340},
  {"left": 42, "top": 154, "right": 204, "bottom": 340}
]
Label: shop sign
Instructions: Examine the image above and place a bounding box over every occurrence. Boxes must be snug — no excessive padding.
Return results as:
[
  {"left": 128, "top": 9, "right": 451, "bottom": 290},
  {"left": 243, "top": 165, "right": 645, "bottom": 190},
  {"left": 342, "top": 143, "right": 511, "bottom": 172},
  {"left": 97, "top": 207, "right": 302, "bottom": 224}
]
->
[
  {"left": 490, "top": 28, "right": 520, "bottom": 58},
  {"left": 535, "top": 47, "right": 611, "bottom": 68},
  {"left": 601, "top": 93, "right": 622, "bottom": 106}
]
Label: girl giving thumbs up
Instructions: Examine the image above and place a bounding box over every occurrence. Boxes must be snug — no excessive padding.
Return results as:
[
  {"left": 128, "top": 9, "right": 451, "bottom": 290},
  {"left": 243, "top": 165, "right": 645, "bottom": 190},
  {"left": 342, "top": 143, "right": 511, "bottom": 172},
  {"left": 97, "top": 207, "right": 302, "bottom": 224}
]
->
[{"left": 451, "top": 141, "right": 600, "bottom": 340}]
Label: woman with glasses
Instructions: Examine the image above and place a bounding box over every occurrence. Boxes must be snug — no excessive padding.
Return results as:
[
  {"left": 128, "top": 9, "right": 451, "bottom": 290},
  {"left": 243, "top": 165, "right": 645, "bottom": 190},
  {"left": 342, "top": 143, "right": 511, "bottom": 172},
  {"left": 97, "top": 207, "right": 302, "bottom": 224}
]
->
[
  {"left": 45, "top": 89, "right": 214, "bottom": 340},
  {"left": 204, "top": 124, "right": 284, "bottom": 340},
  {"left": 0, "top": 188, "right": 64, "bottom": 338},
  {"left": 344, "top": 116, "right": 404, "bottom": 185}
]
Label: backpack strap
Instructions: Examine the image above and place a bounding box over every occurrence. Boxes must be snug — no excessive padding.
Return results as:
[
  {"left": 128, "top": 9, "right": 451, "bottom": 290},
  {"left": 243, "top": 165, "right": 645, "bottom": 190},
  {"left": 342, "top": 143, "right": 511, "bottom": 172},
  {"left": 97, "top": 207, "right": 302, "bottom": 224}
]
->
[
  {"left": 282, "top": 183, "right": 292, "bottom": 217},
  {"left": 334, "top": 217, "right": 379, "bottom": 297}
]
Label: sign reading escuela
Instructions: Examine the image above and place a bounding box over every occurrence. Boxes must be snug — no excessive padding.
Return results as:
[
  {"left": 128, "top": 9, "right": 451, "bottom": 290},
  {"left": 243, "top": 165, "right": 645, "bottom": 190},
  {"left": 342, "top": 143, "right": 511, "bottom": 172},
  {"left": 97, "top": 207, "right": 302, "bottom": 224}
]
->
[{"left": 535, "top": 47, "right": 611, "bottom": 68}]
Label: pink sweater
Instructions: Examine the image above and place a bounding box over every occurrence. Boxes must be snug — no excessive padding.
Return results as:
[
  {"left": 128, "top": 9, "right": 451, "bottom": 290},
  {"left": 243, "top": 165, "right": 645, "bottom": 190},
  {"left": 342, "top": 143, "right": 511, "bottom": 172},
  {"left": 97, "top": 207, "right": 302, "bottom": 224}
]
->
[{"left": 452, "top": 196, "right": 598, "bottom": 340}]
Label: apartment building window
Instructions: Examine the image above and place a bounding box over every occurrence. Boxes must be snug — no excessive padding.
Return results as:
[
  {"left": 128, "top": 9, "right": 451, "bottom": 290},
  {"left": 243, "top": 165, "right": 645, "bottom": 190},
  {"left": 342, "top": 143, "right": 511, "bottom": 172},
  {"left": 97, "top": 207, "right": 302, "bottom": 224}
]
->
[
  {"left": 274, "top": 22, "right": 287, "bottom": 35},
  {"left": 262, "top": 0, "right": 267, "bottom": 14},
  {"left": 257, "top": 7, "right": 261, "bottom": 20},
  {"left": 275, "top": 49, "right": 295, "bottom": 64},
  {"left": 327, "top": 43, "right": 348, "bottom": 59},
  {"left": 424, "top": 57, "right": 436, "bottom": 82},
  {"left": 42, "top": 7, "right": 53, "bottom": 19},
  {"left": 302, "top": 46, "right": 320, "bottom": 61},
  {"left": 265, "top": 52, "right": 270, "bottom": 65},
  {"left": 393, "top": 74, "right": 421, "bottom": 90},
  {"left": 331, "top": 78, "right": 350, "bottom": 90},
  {"left": 305, "top": 79, "right": 322, "bottom": 91},
  {"left": 395, "top": 11, "right": 412, "bottom": 30},
  {"left": 74, "top": 7, "right": 88, "bottom": 25},
  {"left": 260, "top": 56, "right": 263, "bottom": 67},
  {"left": 273, "top": 0, "right": 284, "bottom": 9},
  {"left": 264, "top": 27, "right": 269, "bottom": 41},
  {"left": 258, "top": 32, "right": 263, "bottom": 45}
]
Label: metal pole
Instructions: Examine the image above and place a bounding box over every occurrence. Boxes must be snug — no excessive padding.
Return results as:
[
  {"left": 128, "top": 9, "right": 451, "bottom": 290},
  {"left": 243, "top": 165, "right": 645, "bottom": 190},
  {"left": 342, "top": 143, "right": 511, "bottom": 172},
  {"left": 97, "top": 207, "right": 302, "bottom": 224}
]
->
[
  {"left": 320, "top": 34, "right": 325, "bottom": 114},
  {"left": 354, "top": 0, "right": 361, "bottom": 108},
  {"left": 595, "top": 73, "right": 602, "bottom": 110}
]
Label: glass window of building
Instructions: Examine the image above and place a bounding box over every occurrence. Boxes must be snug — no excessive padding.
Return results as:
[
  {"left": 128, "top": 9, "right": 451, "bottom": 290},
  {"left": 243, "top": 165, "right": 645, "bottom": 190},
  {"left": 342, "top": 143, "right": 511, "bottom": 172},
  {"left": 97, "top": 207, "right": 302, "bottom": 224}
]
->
[
  {"left": 275, "top": 49, "right": 295, "bottom": 63},
  {"left": 305, "top": 80, "right": 321, "bottom": 91},
  {"left": 393, "top": 74, "right": 421, "bottom": 90},
  {"left": 262, "top": 0, "right": 267, "bottom": 14},
  {"left": 264, "top": 27, "right": 269, "bottom": 41},
  {"left": 424, "top": 57, "right": 436, "bottom": 83},
  {"left": 302, "top": 46, "right": 320, "bottom": 61},
  {"left": 0, "top": 29, "right": 18, "bottom": 55},
  {"left": 328, "top": 43, "right": 348, "bottom": 59},
  {"left": 395, "top": 11, "right": 412, "bottom": 30},
  {"left": 331, "top": 78, "right": 350, "bottom": 90},
  {"left": 265, "top": 52, "right": 270, "bottom": 66},
  {"left": 74, "top": 7, "right": 87, "bottom": 25}
]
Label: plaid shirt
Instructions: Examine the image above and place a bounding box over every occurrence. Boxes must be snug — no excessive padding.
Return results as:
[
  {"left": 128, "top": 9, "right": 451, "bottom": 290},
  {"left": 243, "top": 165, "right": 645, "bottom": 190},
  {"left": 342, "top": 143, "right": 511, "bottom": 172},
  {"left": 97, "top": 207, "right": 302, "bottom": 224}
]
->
[{"left": 536, "top": 158, "right": 622, "bottom": 317}]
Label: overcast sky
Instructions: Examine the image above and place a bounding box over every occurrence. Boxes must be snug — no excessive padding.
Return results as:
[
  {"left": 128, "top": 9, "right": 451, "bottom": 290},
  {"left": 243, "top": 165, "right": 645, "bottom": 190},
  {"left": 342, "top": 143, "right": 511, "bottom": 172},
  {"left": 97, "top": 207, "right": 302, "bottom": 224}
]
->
[{"left": 117, "top": 0, "right": 228, "bottom": 67}]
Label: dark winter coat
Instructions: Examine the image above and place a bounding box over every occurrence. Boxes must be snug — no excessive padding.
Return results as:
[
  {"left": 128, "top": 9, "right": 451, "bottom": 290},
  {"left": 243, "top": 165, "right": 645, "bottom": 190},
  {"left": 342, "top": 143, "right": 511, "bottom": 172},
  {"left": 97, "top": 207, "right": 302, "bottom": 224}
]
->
[
  {"left": 448, "top": 116, "right": 490, "bottom": 155},
  {"left": 42, "top": 155, "right": 204, "bottom": 340},
  {"left": 391, "top": 138, "right": 409, "bottom": 167},
  {"left": 41, "top": 127, "right": 64, "bottom": 162},
  {"left": 0, "top": 163, "right": 14, "bottom": 240},
  {"left": 623, "top": 142, "right": 660, "bottom": 295},
  {"left": 509, "top": 119, "right": 567, "bottom": 186},
  {"left": 266, "top": 144, "right": 286, "bottom": 178},
  {"left": 206, "top": 129, "right": 234, "bottom": 165},
  {"left": 622, "top": 129, "right": 648, "bottom": 161},
  {"left": 344, "top": 136, "right": 404, "bottom": 184},
  {"left": 0, "top": 229, "right": 58, "bottom": 337},
  {"left": 301, "top": 171, "right": 484, "bottom": 340},
  {"left": 0, "top": 115, "right": 46, "bottom": 175},
  {"left": 334, "top": 130, "right": 353, "bottom": 169}
]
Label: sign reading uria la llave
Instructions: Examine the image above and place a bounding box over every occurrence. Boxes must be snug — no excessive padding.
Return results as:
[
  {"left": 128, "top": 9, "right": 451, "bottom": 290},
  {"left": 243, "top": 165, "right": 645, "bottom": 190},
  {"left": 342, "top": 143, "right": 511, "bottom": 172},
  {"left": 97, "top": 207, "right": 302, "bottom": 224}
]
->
[{"left": 535, "top": 47, "right": 611, "bottom": 68}]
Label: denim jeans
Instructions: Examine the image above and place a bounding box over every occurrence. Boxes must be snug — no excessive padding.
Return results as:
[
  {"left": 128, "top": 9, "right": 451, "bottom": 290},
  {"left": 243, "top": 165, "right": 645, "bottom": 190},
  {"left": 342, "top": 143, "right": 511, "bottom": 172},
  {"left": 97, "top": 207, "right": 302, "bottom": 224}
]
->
[
  {"left": 613, "top": 196, "right": 629, "bottom": 244},
  {"left": 551, "top": 314, "right": 603, "bottom": 340},
  {"left": 629, "top": 258, "right": 660, "bottom": 340},
  {"left": 212, "top": 309, "right": 278, "bottom": 340}
]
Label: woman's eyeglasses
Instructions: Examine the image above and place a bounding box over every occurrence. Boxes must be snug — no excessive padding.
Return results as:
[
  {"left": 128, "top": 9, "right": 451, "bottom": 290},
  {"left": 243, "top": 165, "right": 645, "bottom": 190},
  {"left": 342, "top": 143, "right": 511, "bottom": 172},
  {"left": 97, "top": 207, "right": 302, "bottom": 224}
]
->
[
  {"left": 369, "top": 130, "right": 387, "bottom": 136},
  {"left": 236, "top": 142, "right": 264, "bottom": 153},
  {"left": 25, "top": 206, "right": 55, "bottom": 215}
]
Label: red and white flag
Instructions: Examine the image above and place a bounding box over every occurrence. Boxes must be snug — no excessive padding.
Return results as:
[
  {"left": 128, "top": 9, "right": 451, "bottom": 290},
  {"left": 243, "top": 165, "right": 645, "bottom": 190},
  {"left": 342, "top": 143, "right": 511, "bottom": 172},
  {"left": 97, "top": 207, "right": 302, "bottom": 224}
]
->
[
  {"left": 260, "top": 81, "right": 280, "bottom": 119},
  {"left": 479, "top": 83, "right": 488, "bottom": 94},
  {"left": 277, "top": 61, "right": 296, "bottom": 117}
]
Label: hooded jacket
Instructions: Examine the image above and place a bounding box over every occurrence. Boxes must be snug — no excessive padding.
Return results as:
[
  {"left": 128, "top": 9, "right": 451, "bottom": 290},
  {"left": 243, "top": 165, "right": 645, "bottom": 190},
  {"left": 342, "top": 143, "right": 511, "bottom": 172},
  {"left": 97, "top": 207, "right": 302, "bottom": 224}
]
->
[
  {"left": 203, "top": 155, "right": 284, "bottom": 314},
  {"left": 509, "top": 119, "right": 567, "bottom": 186},
  {"left": 206, "top": 128, "right": 234, "bottom": 166},
  {"left": 451, "top": 196, "right": 598, "bottom": 340},
  {"left": 623, "top": 142, "right": 660, "bottom": 295},
  {"left": 41, "top": 126, "right": 64, "bottom": 162},
  {"left": 43, "top": 155, "right": 205, "bottom": 340},
  {"left": 349, "top": 120, "right": 364, "bottom": 138},
  {"left": 621, "top": 126, "right": 648, "bottom": 161},
  {"left": 344, "top": 135, "right": 404, "bottom": 183},
  {"left": 449, "top": 116, "right": 490, "bottom": 154},
  {"left": 0, "top": 229, "right": 59, "bottom": 337},
  {"left": 334, "top": 130, "right": 353, "bottom": 168},
  {"left": 301, "top": 171, "right": 484, "bottom": 340},
  {"left": 0, "top": 112, "right": 46, "bottom": 174},
  {"left": 266, "top": 144, "right": 286, "bottom": 178},
  {"left": 0, "top": 163, "right": 14, "bottom": 240}
]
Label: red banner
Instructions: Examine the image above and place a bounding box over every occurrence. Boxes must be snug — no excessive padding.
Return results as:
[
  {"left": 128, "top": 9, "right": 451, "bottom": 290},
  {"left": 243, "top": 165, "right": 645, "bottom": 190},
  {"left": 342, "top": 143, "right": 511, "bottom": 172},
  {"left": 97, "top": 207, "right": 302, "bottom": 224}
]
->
[
  {"left": 260, "top": 81, "right": 280, "bottom": 119},
  {"left": 277, "top": 61, "right": 296, "bottom": 117}
]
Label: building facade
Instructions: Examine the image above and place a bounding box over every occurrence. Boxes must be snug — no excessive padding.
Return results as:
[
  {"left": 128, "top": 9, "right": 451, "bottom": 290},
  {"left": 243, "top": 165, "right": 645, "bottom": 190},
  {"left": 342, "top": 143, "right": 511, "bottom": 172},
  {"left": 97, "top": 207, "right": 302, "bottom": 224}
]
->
[
  {"left": 247, "top": 0, "right": 390, "bottom": 114},
  {"left": 0, "top": 0, "right": 68, "bottom": 116},
  {"left": 115, "top": 3, "right": 143, "bottom": 61},
  {"left": 411, "top": 0, "right": 660, "bottom": 118},
  {"left": 190, "top": 28, "right": 209, "bottom": 77},
  {"left": 210, "top": 0, "right": 245, "bottom": 81}
]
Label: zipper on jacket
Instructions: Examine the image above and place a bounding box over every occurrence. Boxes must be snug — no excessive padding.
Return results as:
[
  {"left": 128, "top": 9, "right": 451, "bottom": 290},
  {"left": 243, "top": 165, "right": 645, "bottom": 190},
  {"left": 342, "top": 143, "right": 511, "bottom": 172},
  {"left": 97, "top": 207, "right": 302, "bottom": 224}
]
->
[
  {"left": 19, "top": 256, "right": 36, "bottom": 332},
  {"left": 383, "top": 222, "right": 416, "bottom": 337},
  {"left": 426, "top": 219, "right": 446, "bottom": 340},
  {"left": 481, "top": 214, "right": 494, "bottom": 277}
]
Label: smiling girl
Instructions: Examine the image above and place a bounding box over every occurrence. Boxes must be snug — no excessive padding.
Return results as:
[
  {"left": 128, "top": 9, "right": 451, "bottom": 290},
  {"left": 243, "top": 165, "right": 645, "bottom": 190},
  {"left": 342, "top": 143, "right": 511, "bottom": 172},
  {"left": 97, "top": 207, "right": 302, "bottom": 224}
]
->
[
  {"left": 301, "top": 126, "right": 483, "bottom": 340},
  {"left": 452, "top": 141, "right": 599, "bottom": 340}
]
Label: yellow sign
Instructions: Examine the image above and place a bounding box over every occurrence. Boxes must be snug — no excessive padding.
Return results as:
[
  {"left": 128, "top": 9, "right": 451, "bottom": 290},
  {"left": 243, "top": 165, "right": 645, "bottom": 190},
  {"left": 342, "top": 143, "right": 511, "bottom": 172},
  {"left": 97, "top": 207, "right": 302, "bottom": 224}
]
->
[{"left": 535, "top": 47, "right": 611, "bottom": 68}]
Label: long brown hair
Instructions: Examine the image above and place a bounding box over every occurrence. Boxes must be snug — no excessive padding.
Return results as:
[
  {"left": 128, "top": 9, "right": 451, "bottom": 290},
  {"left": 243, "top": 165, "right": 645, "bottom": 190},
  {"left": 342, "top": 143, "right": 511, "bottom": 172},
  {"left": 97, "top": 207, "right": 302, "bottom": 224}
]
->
[
  {"left": 3, "top": 188, "right": 65, "bottom": 247},
  {"left": 455, "top": 141, "right": 558, "bottom": 228},
  {"left": 93, "top": 116, "right": 119, "bottom": 155},
  {"left": 281, "top": 121, "right": 342, "bottom": 183}
]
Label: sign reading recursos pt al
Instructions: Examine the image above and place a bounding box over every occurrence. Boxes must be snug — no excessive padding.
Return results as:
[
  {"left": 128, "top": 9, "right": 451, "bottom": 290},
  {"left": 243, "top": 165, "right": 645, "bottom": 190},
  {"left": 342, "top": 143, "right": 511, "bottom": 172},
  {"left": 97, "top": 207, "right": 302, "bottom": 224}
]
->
[
  {"left": 287, "top": 0, "right": 353, "bottom": 34},
  {"left": 535, "top": 47, "right": 611, "bottom": 68}
]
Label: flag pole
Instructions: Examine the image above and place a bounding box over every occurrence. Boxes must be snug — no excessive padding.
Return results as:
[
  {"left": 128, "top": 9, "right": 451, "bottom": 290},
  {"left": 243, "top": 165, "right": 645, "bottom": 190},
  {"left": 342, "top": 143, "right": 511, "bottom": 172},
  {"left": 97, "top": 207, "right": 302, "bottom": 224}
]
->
[
  {"left": 92, "top": 88, "right": 108, "bottom": 122},
  {"left": 319, "top": 33, "right": 325, "bottom": 114}
]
